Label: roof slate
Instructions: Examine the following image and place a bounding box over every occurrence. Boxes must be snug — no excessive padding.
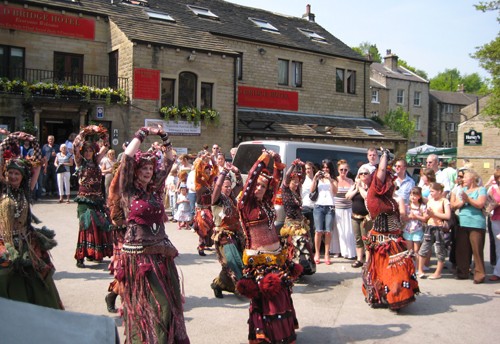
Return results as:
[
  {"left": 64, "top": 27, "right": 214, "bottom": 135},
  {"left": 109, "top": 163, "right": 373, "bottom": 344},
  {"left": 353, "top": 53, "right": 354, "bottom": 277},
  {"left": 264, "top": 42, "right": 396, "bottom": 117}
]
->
[
  {"left": 430, "top": 90, "right": 479, "bottom": 106},
  {"left": 371, "top": 62, "right": 428, "bottom": 83},
  {"left": 238, "top": 110, "right": 406, "bottom": 142}
]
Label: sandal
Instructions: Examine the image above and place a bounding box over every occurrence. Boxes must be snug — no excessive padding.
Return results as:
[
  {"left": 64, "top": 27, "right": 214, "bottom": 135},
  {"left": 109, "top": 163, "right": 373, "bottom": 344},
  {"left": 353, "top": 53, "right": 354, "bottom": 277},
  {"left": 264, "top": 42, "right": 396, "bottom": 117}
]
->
[
  {"left": 351, "top": 260, "right": 363, "bottom": 268},
  {"left": 58, "top": 199, "right": 63, "bottom": 203},
  {"left": 489, "top": 275, "right": 500, "bottom": 281}
]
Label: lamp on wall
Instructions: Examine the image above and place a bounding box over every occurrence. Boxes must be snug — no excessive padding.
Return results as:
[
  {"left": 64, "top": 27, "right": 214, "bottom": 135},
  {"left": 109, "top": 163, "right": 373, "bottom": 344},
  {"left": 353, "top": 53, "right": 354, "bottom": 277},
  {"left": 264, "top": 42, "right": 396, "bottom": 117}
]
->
[
  {"left": 319, "top": 58, "right": 326, "bottom": 65},
  {"left": 258, "top": 48, "right": 266, "bottom": 56},
  {"left": 187, "top": 53, "right": 196, "bottom": 62}
]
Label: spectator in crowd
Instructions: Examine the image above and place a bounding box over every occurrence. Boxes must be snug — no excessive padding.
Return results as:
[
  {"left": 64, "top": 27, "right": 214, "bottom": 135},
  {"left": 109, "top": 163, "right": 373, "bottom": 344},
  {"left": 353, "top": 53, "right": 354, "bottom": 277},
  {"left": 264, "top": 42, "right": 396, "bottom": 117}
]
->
[
  {"left": 166, "top": 166, "right": 179, "bottom": 221},
  {"left": 334, "top": 159, "right": 356, "bottom": 260},
  {"left": 99, "top": 149, "right": 116, "bottom": 200},
  {"left": 420, "top": 154, "right": 450, "bottom": 197},
  {"left": 449, "top": 168, "right": 468, "bottom": 270},
  {"left": 311, "top": 159, "right": 338, "bottom": 264},
  {"left": 441, "top": 160, "right": 457, "bottom": 191},
  {"left": 420, "top": 168, "right": 436, "bottom": 201},
  {"left": 65, "top": 132, "right": 77, "bottom": 155},
  {"left": 487, "top": 169, "right": 500, "bottom": 281},
  {"left": 54, "top": 143, "right": 73, "bottom": 203},
  {"left": 301, "top": 161, "right": 317, "bottom": 248},
  {"left": 345, "top": 165, "right": 372, "bottom": 268},
  {"left": 42, "top": 135, "right": 60, "bottom": 197},
  {"left": 394, "top": 158, "right": 415, "bottom": 204},
  {"left": 359, "top": 147, "right": 379, "bottom": 174},
  {"left": 485, "top": 166, "right": 500, "bottom": 188},
  {"left": 230, "top": 147, "right": 238, "bottom": 161},
  {"left": 455, "top": 169, "right": 487, "bottom": 284}
]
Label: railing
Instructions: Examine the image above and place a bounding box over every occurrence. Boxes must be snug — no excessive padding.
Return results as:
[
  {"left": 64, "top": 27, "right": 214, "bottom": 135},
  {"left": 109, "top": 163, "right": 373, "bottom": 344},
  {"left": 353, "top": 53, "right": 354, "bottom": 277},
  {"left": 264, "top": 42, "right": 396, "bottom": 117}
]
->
[{"left": 7, "top": 68, "right": 128, "bottom": 95}]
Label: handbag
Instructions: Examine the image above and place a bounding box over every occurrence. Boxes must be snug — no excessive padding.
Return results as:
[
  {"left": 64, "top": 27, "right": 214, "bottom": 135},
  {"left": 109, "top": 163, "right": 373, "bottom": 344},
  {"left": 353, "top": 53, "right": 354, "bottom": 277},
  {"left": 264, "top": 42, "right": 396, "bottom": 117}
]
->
[
  {"left": 309, "top": 179, "right": 319, "bottom": 201},
  {"left": 56, "top": 164, "right": 66, "bottom": 174}
]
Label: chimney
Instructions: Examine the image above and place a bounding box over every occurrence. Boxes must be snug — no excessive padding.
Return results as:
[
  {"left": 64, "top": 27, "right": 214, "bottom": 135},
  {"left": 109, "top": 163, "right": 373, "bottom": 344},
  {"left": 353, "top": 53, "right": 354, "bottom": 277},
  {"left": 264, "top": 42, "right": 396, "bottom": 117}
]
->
[
  {"left": 302, "top": 4, "right": 315, "bottom": 22},
  {"left": 457, "top": 84, "right": 465, "bottom": 93},
  {"left": 383, "top": 49, "right": 398, "bottom": 71}
]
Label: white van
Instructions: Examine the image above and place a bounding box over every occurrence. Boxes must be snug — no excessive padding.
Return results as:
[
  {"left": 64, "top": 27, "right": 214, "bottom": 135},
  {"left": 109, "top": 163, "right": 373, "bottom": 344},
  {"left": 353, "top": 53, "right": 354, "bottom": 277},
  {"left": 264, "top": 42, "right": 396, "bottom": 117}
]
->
[{"left": 232, "top": 140, "right": 368, "bottom": 227}]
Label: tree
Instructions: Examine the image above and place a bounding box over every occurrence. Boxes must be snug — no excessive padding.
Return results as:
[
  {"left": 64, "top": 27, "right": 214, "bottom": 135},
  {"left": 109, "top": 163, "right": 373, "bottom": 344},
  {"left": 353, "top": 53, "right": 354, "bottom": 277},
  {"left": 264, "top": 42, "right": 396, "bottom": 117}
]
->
[
  {"left": 352, "top": 42, "right": 382, "bottom": 62},
  {"left": 429, "top": 68, "right": 462, "bottom": 91},
  {"left": 473, "top": 1, "right": 500, "bottom": 127},
  {"left": 382, "top": 107, "right": 416, "bottom": 139}
]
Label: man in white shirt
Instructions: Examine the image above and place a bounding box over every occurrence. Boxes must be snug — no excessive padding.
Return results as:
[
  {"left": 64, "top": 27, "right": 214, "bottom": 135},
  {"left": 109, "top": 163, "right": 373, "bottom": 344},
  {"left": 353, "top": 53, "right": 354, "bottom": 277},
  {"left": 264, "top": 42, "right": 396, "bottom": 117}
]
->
[
  {"left": 359, "top": 147, "right": 379, "bottom": 174},
  {"left": 419, "top": 154, "right": 450, "bottom": 196},
  {"left": 394, "top": 158, "right": 415, "bottom": 204}
]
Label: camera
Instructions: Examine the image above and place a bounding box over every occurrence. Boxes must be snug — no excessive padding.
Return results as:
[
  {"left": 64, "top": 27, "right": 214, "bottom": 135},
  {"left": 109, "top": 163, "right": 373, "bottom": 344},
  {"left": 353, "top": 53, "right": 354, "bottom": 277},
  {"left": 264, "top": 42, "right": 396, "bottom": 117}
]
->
[{"left": 318, "top": 171, "right": 324, "bottom": 177}]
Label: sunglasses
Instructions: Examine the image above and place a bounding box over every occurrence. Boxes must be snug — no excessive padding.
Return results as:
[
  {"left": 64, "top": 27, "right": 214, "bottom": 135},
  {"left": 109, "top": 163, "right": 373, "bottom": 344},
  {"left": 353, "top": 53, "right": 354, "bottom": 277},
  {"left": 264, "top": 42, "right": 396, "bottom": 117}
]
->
[
  {"left": 359, "top": 172, "right": 369, "bottom": 175},
  {"left": 394, "top": 165, "right": 403, "bottom": 168},
  {"left": 339, "top": 168, "right": 348, "bottom": 172}
]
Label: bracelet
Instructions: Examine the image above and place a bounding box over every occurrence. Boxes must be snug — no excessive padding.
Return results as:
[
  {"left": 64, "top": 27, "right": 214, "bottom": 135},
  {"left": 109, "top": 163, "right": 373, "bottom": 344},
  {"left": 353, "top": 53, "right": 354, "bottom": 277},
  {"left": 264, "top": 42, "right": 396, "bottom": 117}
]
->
[
  {"left": 134, "top": 127, "right": 149, "bottom": 143},
  {"left": 220, "top": 168, "right": 229, "bottom": 176}
]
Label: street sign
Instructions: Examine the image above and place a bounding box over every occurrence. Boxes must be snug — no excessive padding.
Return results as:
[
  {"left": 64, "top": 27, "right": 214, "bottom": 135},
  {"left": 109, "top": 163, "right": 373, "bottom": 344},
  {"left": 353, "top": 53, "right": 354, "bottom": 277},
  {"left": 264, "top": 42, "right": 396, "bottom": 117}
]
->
[
  {"left": 464, "top": 129, "right": 482, "bottom": 146},
  {"left": 96, "top": 106, "right": 104, "bottom": 119}
]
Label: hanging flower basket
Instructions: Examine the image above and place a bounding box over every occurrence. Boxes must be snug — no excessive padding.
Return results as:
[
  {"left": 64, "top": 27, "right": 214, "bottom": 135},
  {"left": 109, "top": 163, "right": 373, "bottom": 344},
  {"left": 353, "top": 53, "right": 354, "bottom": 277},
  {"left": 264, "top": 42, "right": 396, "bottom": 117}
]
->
[
  {"left": 159, "top": 106, "right": 220, "bottom": 126},
  {"left": 0, "top": 78, "right": 127, "bottom": 105}
]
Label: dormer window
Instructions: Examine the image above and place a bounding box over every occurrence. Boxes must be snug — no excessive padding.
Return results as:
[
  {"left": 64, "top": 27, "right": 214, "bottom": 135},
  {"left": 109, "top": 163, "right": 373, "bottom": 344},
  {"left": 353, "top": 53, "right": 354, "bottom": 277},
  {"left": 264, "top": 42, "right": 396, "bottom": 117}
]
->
[
  {"left": 249, "top": 18, "right": 279, "bottom": 33},
  {"left": 187, "top": 5, "right": 219, "bottom": 20},
  {"left": 146, "top": 10, "right": 175, "bottom": 23},
  {"left": 298, "top": 28, "right": 327, "bottom": 43}
]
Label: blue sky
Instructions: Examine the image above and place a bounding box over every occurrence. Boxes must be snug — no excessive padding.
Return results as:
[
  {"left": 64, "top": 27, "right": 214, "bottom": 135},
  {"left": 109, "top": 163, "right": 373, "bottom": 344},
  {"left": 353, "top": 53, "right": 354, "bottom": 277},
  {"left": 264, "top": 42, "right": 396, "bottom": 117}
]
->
[{"left": 226, "top": 0, "right": 498, "bottom": 80}]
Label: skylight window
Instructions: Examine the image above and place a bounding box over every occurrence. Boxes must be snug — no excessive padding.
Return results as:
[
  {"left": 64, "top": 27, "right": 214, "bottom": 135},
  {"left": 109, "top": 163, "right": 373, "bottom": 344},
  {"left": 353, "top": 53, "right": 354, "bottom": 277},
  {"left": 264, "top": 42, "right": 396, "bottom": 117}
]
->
[
  {"left": 187, "top": 5, "right": 219, "bottom": 20},
  {"left": 146, "top": 10, "right": 175, "bottom": 22},
  {"left": 122, "top": 0, "right": 149, "bottom": 7},
  {"left": 249, "top": 18, "right": 279, "bottom": 33},
  {"left": 358, "top": 127, "right": 383, "bottom": 136},
  {"left": 298, "top": 28, "right": 327, "bottom": 43}
]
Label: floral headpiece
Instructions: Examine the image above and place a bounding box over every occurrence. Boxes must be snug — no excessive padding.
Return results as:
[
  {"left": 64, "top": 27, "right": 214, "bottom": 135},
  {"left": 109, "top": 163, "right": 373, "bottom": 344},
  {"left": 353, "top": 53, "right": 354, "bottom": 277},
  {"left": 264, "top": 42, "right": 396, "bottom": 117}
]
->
[
  {"left": 6, "top": 157, "right": 30, "bottom": 178},
  {"left": 134, "top": 150, "right": 157, "bottom": 168}
]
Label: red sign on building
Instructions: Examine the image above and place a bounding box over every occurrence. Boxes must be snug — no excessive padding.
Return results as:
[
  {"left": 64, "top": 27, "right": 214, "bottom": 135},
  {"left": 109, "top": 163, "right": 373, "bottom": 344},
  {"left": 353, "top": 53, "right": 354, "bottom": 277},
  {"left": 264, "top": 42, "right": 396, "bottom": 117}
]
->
[
  {"left": 0, "top": 5, "right": 95, "bottom": 40},
  {"left": 238, "top": 86, "right": 299, "bottom": 111},
  {"left": 133, "top": 69, "right": 160, "bottom": 100}
]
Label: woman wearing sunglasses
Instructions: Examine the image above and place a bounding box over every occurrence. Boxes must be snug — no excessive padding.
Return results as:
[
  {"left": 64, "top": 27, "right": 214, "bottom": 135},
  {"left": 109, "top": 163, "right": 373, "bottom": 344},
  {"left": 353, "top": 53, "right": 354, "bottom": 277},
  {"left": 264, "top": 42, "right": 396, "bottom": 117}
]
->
[{"left": 334, "top": 159, "right": 356, "bottom": 260}]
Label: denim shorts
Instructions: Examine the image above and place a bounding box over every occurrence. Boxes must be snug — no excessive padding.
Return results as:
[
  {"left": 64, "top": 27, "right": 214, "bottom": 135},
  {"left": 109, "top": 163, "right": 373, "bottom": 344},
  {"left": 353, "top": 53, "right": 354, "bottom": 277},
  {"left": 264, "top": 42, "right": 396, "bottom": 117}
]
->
[
  {"left": 403, "top": 230, "right": 424, "bottom": 242},
  {"left": 313, "top": 205, "right": 335, "bottom": 232}
]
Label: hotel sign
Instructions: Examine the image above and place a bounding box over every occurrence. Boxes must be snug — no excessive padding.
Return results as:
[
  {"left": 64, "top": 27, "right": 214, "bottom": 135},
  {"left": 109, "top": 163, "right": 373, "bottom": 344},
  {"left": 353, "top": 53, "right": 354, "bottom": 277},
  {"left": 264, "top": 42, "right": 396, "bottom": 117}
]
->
[
  {"left": 464, "top": 129, "right": 482, "bottom": 146},
  {"left": 0, "top": 5, "right": 95, "bottom": 40},
  {"left": 238, "top": 86, "right": 299, "bottom": 111}
]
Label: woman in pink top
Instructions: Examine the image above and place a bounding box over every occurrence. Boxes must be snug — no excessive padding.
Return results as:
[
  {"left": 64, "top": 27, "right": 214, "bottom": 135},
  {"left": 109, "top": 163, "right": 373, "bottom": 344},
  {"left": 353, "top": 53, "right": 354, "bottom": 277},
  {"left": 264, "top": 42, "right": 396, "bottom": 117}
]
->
[{"left": 488, "top": 169, "right": 500, "bottom": 281}]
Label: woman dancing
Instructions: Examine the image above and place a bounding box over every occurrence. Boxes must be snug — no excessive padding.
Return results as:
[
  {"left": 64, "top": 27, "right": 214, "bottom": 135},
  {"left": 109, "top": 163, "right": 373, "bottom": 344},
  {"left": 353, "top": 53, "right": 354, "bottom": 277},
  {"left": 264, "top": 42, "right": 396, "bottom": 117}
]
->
[
  {"left": 236, "top": 150, "right": 302, "bottom": 344},
  {"left": 362, "top": 148, "right": 419, "bottom": 310},
  {"left": 280, "top": 159, "right": 316, "bottom": 275},
  {"left": 113, "top": 126, "right": 189, "bottom": 343},
  {"left": 73, "top": 125, "right": 113, "bottom": 268},
  {"left": 0, "top": 130, "right": 63, "bottom": 309},
  {"left": 210, "top": 162, "right": 245, "bottom": 298}
]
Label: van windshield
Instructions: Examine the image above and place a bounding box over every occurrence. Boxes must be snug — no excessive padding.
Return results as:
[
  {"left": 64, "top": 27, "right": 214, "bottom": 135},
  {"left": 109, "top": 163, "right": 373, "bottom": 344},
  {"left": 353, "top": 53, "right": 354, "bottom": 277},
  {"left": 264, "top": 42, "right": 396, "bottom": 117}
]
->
[
  {"left": 233, "top": 143, "right": 280, "bottom": 175},
  {"left": 296, "top": 148, "right": 366, "bottom": 177}
]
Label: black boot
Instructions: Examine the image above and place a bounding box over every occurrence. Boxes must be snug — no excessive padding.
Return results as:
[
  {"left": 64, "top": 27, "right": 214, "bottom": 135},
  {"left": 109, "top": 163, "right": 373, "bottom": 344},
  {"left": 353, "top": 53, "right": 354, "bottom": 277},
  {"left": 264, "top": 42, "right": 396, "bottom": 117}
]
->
[
  {"left": 76, "top": 259, "right": 85, "bottom": 268},
  {"left": 198, "top": 246, "right": 206, "bottom": 256},
  {"left": 105, "top": 292, "right": 118, "bottom": 313},
  {"left": 211, "top": 283, "right": 223, "bottom": 299}
]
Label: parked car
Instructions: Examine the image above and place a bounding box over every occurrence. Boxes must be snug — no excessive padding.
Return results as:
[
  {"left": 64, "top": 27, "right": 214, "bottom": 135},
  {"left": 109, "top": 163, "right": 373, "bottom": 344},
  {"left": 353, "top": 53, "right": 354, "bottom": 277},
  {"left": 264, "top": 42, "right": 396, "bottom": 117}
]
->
[{"left": 232, "top": 140, "right": 368, "bottom": 229}]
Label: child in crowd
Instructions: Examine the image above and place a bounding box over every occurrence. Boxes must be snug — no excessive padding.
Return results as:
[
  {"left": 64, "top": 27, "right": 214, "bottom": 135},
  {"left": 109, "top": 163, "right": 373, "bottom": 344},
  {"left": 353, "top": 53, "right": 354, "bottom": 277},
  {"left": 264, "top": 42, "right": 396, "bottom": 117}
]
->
[
  {"left": 174, "top": 184, "right": 192, "bottom": 229},
  {"left": 418, "top": 183, "right": 451, "bottom": 279},
  {"left": 403, "top": 187, "right": 427, "bottom": 271}
]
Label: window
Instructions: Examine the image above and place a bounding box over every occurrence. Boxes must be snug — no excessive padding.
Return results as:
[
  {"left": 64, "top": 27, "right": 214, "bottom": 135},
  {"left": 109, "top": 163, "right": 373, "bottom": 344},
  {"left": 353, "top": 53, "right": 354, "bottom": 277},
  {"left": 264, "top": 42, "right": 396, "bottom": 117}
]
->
[
  {"left": 161, "top": 78, "right": 175, "bottom": 107},
  {"left": 346, "top": 70, "right": 356, "bottom": 94},
  {"left": 108, "top": 50, "right": 118, "bottom": 89},
  {"left": 358, "top": 127, "right": 383, "bottom": 136},
  {"left": 336, "top": 68, "right": 356, "bottom": 94},
  {"left": 236, "top": 55, "right": 243, "bottom": 80},
  {"left": 336, "top": 68, "right": 345, "bottom": 93},
  {"left": 278, "top": 59, "right": 289, "bottom": 85},
  {"left": 414, "top": 115, "right": 421, "bottom": 131},
  {"left": 445, "top": 122, "right": 456, "bottom": 132},
  {"left": 397, "top": 89, "right": 404, "bottom": 104},
  {"left": 54, "top": 52, "right": 83, "bottom": 85},
  {"left": 444, "top": 104, "right": 453, "bottom": 113},
  {"left": 297, "top": 28, "right": 327, "bottom": 43},
  {"left": 178, "top": 72, "right": 197, "bottom": 107},
  {"left": 0, "top": 45, "right": 24, "bottom": 80},
  {"left": 371, "top": 111, "right": 379, "bottom": 117},
  {"left": 292, "top": 61, "right": 302, "bottom": 87},
  {"left": 277, "top": 59, "right": 302, "bottom": 87},
  {"left": 201, "top": 82, "right": 213, "bottom": 109},
  {"left": 249, "top": 18, "right": 279, "bottom": 33},
  {"left": 414, "top": 91, "right": 421, "bottom": 106},
  {"left": 188, "top": 5, "right": 219, "bottom": 20},
  {"left": 371, "top": 90, "right": 379, "bottom": 103},
  {"left": 146, "top": 10, "right": 175, "bottom": 22}
]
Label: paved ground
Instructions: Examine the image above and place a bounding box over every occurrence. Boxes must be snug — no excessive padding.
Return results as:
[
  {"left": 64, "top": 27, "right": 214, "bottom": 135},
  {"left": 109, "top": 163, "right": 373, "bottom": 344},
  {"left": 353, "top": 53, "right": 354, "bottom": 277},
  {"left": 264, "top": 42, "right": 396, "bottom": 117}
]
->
[{"left": 32, "top": 198, "right": 500, "bottom": 344}]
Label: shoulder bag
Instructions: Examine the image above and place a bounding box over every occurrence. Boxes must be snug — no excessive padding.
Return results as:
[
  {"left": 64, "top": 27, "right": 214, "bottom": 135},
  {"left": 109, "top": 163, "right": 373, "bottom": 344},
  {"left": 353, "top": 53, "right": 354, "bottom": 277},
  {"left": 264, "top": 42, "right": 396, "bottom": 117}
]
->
[{"left": 309, "top": 179, "right": 319, "bottom": 201}]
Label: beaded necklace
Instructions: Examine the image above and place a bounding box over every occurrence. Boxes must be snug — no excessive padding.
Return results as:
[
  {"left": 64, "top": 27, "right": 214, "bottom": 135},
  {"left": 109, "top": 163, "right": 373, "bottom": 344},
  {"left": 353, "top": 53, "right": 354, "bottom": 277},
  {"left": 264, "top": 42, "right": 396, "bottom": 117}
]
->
[{"left": 7, "top": 186, "right": 27, "bottom": 218}]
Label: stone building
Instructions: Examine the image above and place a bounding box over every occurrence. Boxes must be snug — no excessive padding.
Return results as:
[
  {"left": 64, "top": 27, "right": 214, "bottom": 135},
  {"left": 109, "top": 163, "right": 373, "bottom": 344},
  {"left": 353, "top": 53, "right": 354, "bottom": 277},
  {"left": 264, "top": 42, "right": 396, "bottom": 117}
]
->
[
  {"left": 429, "top": 89, "right": 479, "bottom": 148},
  {"left": 369, "top": 50, "right": 429, "bottom": 149},
  {"left": 0, "top": 0, "right": 406, "bottom": 155},
  {"left": 457, "top": 95, "right": 500, "bottom": 183}
]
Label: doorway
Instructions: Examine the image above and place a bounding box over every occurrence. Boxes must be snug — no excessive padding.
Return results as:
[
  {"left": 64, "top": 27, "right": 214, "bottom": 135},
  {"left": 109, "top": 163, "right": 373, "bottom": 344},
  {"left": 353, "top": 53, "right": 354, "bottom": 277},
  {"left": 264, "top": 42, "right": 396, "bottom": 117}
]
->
[{"left": 40, "top": 118, "right": 78, "bottom": 146}]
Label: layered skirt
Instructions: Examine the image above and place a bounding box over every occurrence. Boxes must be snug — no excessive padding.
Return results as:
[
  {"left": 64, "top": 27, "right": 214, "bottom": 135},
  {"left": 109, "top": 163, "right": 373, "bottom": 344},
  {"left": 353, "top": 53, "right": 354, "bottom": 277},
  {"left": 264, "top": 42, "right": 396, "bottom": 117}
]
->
[{"left": 280, "top": 218, "right": 316, "bottom": 275}]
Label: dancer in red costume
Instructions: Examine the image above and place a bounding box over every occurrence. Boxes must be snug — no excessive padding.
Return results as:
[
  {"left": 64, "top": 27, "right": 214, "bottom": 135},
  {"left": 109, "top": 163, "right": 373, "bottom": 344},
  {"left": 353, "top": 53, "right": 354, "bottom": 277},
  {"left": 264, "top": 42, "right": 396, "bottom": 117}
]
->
[
  {"left": 362, "top": 148, "right": 419, "bottom": 310},
  {"left": 236, "top": 150, "right": 302, "bottom": 344}
]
